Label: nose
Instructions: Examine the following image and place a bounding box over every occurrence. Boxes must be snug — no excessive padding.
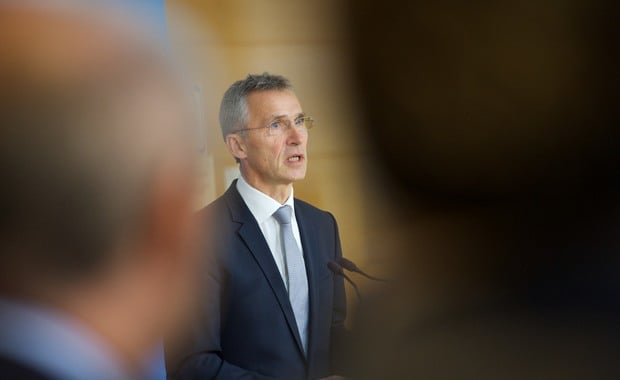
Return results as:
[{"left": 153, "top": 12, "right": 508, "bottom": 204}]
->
[{"left": 286, "top": 123, "right": 305, "bottom": 145}]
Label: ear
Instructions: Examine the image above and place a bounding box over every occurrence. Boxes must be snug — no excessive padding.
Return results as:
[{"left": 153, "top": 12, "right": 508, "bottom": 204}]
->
[{"left": 225, "top": 133, "right": 248, "bottom": 161}]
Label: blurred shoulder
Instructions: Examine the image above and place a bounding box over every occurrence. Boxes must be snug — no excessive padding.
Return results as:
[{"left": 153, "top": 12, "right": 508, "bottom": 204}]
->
[{"left": 0, "top": 356, "right": 58, "bottom": 380}]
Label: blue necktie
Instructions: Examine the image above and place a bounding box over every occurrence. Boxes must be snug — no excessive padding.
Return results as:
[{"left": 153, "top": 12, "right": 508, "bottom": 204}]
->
[{"left": 273, "top": 205, "right": 309, "bottom": 354}]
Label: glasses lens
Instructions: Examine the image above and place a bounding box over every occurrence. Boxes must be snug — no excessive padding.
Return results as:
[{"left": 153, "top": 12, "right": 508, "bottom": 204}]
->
[
  {"left": 303, "top": 117, "right": 314, "bottom": 130},
  {"left": 264, "top": 117, "right": 314, "bottom": 136},
  {"left": 266, "top": 120, "right": 285, "bottom": 136}
]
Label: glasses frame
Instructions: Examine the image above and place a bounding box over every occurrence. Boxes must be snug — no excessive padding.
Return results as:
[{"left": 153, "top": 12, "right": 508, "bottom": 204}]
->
[{"left": 234, "top": 116, "right": 315, "bottom": 136}]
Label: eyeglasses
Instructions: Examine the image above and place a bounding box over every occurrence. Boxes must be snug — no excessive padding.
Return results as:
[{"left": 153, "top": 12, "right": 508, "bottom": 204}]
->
[{"left": 235, "top": 116, "right": 315, "bottom": 136}]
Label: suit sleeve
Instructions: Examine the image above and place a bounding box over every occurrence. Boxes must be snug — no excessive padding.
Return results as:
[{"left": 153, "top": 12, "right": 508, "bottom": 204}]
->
[{"left": 328, "top": 213, "right": 349, "bottom": 375}]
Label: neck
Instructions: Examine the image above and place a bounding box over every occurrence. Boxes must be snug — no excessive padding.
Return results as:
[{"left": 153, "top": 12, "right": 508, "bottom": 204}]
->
[{"left": 240, "top": 174, "right": 293, "bottom": 204}]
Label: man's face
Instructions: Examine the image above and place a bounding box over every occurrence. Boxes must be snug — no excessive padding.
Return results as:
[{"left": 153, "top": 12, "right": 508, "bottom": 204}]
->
[{"left": 238, "top": 90, "right": 308, "bottom": 192}]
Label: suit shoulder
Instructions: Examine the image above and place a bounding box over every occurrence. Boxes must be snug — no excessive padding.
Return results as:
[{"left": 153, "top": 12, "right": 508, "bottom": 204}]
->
[
  {"left": 196, "top": 193, "right": 229, "bottom": 220},
  {"left": 294, "top": 198, "right": 336, "bottom": 221}
]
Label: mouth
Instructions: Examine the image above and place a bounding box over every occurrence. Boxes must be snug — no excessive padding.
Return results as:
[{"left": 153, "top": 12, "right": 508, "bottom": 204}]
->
[{"left": 286, "top": 154, "right": 304, "bottom": 163}]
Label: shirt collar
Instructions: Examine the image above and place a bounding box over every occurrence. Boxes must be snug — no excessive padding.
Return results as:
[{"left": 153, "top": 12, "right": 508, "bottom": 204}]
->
[{"left": 236, "top": 175, "right": 295, "bottom": 224}]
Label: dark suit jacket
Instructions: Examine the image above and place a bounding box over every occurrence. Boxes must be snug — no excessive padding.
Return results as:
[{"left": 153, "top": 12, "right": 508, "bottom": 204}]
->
[
  {"left": 170, "top": 181, "right": 347, "bottom": 380},
  {"left": 0, "top": 356, "right": 60, "bottom": 380}
]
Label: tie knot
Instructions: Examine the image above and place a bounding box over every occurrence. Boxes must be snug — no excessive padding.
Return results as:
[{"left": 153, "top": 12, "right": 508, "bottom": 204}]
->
[{"left": 273, "top": 205, "right": 292, "bottom": 225}]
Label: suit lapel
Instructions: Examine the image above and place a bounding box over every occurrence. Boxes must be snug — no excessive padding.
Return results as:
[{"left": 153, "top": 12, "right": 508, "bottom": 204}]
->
[
  {"left": 224, "top": 182, "right": 306, "bottom": 357},
  {"left": 295, "top": 200, "right": 320, "bottom": 365}
]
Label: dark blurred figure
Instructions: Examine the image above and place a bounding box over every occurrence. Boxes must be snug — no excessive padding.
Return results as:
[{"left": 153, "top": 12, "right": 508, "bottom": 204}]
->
[
  {"left": 0, "top": 3, "right": 202, "bottom": 380},
  {"left": 345, "top": 0, "right": 620, "bottom": 379}
]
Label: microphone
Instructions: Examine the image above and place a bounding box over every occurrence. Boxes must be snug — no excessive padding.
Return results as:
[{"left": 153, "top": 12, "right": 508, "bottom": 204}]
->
[
  {"left": 328, "top": 260, "right": 361, "bottom": 301},
  {"left": 338, "top": 257, "right": 387, "bottom": 282}
]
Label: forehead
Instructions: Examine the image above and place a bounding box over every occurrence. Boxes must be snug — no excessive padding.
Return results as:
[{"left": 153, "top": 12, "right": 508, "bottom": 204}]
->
[{"left": 246, "top": 90, "right": 302, "bottom": 121}]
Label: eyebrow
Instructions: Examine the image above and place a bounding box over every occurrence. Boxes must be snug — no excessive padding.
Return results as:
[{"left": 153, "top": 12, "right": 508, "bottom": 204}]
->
[{"left": 269, "top": 112, "right": 306, "bottom": 121}]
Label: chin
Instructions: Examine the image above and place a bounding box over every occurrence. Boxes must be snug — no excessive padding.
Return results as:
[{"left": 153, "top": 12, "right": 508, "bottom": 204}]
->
[
  {"left": 285, "top": 169, "right": 307, "bottom": 182},
  {"left": 292, "top": 172, "right": 307, "bottom": 182}
]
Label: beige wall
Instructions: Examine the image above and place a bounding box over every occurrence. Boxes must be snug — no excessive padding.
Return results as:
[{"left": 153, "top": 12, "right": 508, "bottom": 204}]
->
[{"left": 166, "top": 0, "right": 376, "bottom": 309}]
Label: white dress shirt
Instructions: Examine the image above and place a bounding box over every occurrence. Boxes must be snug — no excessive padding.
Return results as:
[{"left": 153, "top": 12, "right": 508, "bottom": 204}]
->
[{"left": 236, "top": 176, "right": 305, "bottom": 292}]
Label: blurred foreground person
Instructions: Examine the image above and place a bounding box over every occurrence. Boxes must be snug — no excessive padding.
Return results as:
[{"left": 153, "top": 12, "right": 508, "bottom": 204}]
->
[
  {"left": 0, "top": 4, "right": 202, "bottom": 380},
  {"left": 346, "top": 0, "right": 620, "bottom": 379}
]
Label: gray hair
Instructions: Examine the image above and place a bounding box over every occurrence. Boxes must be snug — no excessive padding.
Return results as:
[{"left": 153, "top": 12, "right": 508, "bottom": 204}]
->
[{"left": 219, "top": 73, "right": 292, "bottom": 139}]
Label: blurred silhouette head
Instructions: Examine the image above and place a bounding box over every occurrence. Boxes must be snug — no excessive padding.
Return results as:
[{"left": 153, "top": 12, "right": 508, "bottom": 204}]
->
[{"left": 349, "top": 0, "right": 620, "bottom": 211}]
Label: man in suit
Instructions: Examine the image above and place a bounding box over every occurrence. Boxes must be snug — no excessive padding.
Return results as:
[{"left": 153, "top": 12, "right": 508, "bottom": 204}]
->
[
  {"left": 0, "top": 4, "right": 202, "bottom": 379},
  {"left": 170, "top": 73, "right": 347, "bottom": 380}
]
